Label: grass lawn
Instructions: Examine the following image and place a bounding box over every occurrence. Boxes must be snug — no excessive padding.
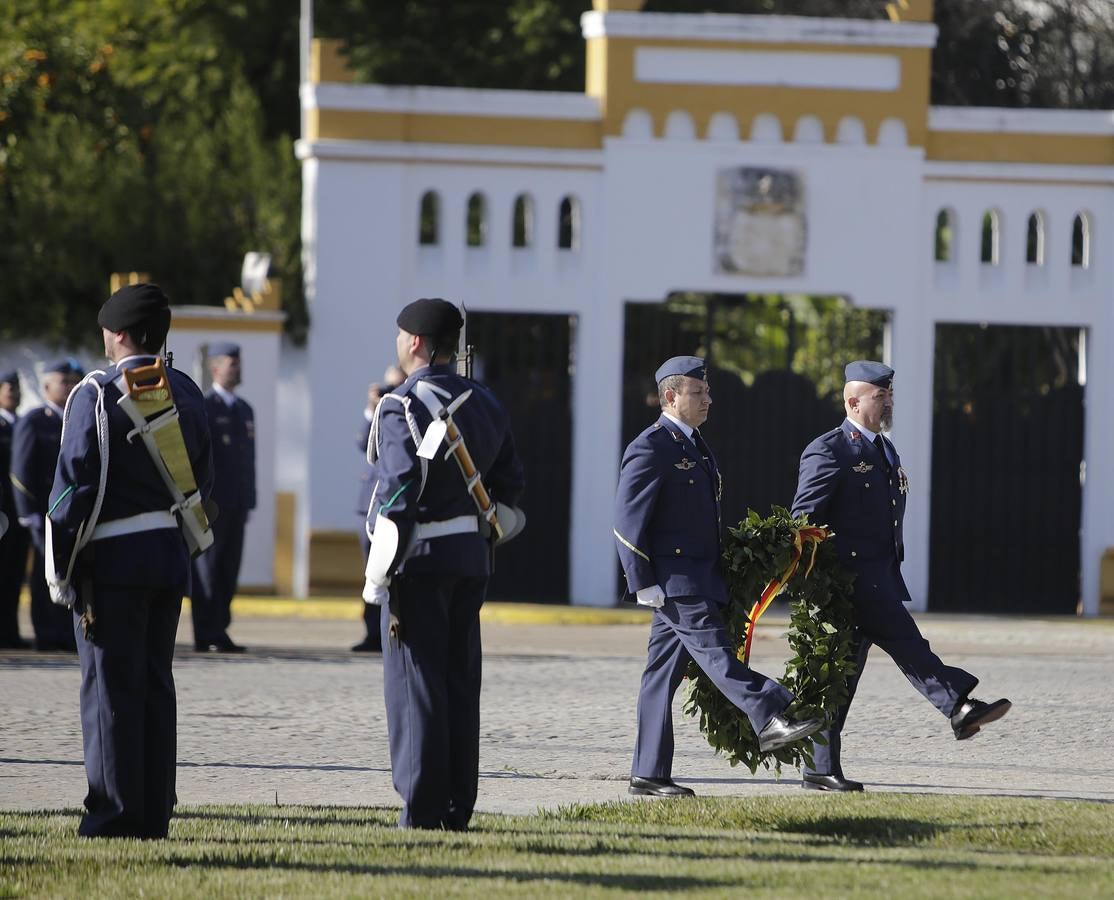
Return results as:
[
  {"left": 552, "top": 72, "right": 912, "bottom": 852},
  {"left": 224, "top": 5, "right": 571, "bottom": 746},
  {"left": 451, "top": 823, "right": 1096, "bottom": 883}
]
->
[{"left": 2, "top": 794, "right": 1112, "bottom": 898}]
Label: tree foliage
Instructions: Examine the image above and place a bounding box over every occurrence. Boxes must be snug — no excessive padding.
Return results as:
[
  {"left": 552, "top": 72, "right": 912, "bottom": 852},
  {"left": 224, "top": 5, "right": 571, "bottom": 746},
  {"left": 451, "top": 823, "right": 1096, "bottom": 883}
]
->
[{"left": 0, "top": 0, "right": 305, "bottom": 345}]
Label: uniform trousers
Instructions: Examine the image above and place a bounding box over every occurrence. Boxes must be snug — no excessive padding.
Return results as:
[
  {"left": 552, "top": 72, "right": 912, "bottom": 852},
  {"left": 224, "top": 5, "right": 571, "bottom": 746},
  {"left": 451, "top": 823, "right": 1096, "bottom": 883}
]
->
[
  {"left": 30, "top": 545, "right": 76, "bottom": 649},
  {"left": 806, "top": 559, "right": 979, "bottom": 776},
  {"left": 0, "top": 524, "right": 28, "bottom": 645},
  {"left": 75, "top": 586, "right": 181, "bottom": 838},
  {"left": 632, "top": 593, "right": 793, "bottom": 780},
  {"left": 382, "top": 573, "right": 486, "bottom": 830},
  {"left": 191, "top": 506, "right": 246, "bottom": 644}
]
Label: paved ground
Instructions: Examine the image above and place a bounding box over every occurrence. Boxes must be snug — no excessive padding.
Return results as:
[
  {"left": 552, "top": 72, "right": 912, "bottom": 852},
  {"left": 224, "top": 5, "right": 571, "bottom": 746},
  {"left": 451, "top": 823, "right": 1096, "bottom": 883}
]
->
[{"left": 2, "top": 604, "right": 1112, "bottom": 817}]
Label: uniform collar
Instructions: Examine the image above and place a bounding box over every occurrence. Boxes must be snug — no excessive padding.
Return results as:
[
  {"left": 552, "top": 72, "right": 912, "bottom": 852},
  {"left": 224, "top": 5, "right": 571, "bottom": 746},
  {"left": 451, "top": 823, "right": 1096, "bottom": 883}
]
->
[
  {"left": 0, "top": 408, "right": 15, "bottom": 425},
  {"left": 115, "top": 354, "right": 157, "bottom": 371},
  {"left": 212, "top": 382, "right": 237, "bottom": 407},
  {"left": 45, "top": 399, "right": 65, "bottom": 416},
  {"left": 660, "top": 411, "right": 695, "bottom": 440},
  {"left": 845, "top": 416, "right": 884, "bottom": 444}
]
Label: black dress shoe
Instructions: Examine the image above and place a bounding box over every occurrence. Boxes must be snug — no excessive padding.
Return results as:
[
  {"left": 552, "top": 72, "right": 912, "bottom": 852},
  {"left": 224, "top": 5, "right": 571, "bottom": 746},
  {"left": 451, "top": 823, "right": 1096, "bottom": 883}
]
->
[
  {"left": 803, "top": 772, "right": 864, "bottom": 792},
  {"left": 757, "top": 714, "right": 824, "bottom": 752},
  {"left": 351, "top": 636, "right": 382, "bottom": 652},
  {"left": 951, "top": 697, "right": 1011, "bottom": 740},
  {"left": 193, "top": 641, "right": 211, "bottom": 652},
  {"left": 629, "top": 776, "right": 695, "bottom": 798},
  {"left": 211, "top": 634, "right": 246, "bottom": 653},
  {"left": 0, "top": 637, "right": 31, "bottom": 649}
]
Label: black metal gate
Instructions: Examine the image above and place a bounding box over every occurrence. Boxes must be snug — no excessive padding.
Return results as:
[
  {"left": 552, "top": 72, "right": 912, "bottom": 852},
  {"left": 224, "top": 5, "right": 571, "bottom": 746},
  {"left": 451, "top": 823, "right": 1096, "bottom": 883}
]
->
[
  {"left": 468, "top": 312, "right": 574, "bottom": 603},
  {"left": 622, "top": 294, "right": 888, "bottom": 533},
  {"left": 929, "top": 324, "right": 1084, "bottom": 614}
]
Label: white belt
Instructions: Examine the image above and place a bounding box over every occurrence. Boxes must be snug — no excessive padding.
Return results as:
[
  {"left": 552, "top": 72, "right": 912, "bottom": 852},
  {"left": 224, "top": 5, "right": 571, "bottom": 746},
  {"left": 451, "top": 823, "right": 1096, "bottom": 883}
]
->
[
  {"left": 91, "top": 510, "right": 177, "bottom": 541},
  {"left": 413, "top": 515, "right": 478, "bottom": 541}
]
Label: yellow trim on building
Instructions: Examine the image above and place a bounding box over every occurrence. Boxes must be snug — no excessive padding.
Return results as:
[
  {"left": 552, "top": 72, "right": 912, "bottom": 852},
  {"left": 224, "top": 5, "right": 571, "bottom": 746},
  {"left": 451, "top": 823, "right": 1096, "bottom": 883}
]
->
[
  {"left": 311, "top": 38, "right": 355, "bottom": 84},
  {"left": 309, "top": 529, "right": 364, "bottom": 593},
  {"left": 171, "top": 314, "right": 284, "bottom": 334},
  {"left": 585, "top": 38, "right": 932, "bottom": 145},
  {"left": 308, "top": 109, "right": 603, "bottom": 150},
  {"left": 927, "top": 131, "right": 1114, "bottom": 166}
]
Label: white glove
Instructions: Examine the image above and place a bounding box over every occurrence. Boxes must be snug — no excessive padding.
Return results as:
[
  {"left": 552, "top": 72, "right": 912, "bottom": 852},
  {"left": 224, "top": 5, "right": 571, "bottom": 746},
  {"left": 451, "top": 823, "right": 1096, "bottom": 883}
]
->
[
  {"left": 47, "top": 577, "right": 76, "bottom": 610},
  {"left": 635, "top": 584, "right": 666, "bottom": 609},
  {"left": 363, "top": 580, "right": 389, "bottom": 606}
]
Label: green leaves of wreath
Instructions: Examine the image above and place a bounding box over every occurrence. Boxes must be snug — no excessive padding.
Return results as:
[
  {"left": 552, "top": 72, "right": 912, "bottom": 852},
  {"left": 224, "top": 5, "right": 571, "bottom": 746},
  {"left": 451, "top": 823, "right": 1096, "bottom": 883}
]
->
[{"left": 682, "top": 507, "right": 859, "bottom": 773}]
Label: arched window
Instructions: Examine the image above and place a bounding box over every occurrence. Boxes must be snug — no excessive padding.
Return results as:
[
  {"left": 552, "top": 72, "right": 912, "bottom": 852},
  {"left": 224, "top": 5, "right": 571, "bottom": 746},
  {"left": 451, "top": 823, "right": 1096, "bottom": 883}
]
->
[
  {"left": 935, "top": 208, "right": 954, "bottom": 262},
  {"left": 418, "top": 191, "right": 439, "bottom": 246},
  {"left": 558, "top": 195, "right": 580, "bottom": 251},
  {"left": 1026, "top": 211, "right": 1046, "bottom": 265},
  {"left": 466, "top": 192, "right": 487, "bottom": 247},
  {"left": 512, "top": 194, "right": 534, "bottom": 248},
  {"left": 981, "top": 210, "right": 1001, "bottom": 265},
  {"left": 1072, "top": 213, "right": 1092, "bottom": 268}
]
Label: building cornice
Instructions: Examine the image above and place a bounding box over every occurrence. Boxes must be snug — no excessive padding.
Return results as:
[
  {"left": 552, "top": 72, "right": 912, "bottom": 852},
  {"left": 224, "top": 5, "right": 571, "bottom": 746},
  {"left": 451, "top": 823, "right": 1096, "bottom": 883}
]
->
[
  {"left": 580, "top": 12, "right": 937, "bottom": 48},
  {"left": 302, "top": 83, "right": 601, "bottom": 121},
  {"left": 930, "top": 106, "right": 1114, "bottom": 136}
]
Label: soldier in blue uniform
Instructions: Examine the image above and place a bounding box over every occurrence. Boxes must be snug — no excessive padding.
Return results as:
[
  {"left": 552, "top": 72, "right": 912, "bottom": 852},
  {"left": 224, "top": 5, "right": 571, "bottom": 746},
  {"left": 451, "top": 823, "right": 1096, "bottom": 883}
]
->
[
  {"left": 46, "top": 283, "right": 214, "bottom": 837},
  {"left": 191, "top": 341, "right": 254, "bottom": 652},
  {"left": 615, "top": 356, "right": 823, "bottom": 798},
  {"left": 11, "top": 358, "right": 83, "bottom": 651},
  {"left": 791, "top": 360, "right": 1012, "bottom": 792},
  {"left": 0, "top": 369, "right": 31, "bottom": 648},
  {"left": 363, "top": 298, "right": 525, "bottom": 830},
  {"left": 352, "top": 380, "right": 396, "bottom": 653}
]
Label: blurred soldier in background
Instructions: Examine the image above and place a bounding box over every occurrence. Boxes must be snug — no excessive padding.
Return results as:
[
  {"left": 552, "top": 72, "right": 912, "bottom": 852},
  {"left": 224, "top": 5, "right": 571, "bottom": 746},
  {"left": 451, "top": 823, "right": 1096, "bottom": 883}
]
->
[
  {"left": 191, "top": 342, "right": 255, "bottom": 653},
  {"left": 0, "top": 369, "right": 30, "bottom": 648},
  {"left": 11, "top": 358, "right": 83, "bottom": 651},
  {"left": 352, "top": 366, "right": 405, "bottom": 653}
]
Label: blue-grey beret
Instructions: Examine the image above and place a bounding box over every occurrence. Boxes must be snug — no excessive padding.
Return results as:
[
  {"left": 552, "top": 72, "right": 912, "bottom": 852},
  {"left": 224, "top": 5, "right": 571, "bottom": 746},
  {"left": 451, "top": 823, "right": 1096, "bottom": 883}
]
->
[
  {"left": 43, "top": 358, "right": 83, "bottom": 376},
  {"left": 655, "top": 356, "right": 706, "bottom": 384},
  {"left": 0, "top": 369, "right": 18, "bottom": 386},
  {"left": 845, "top": 360, "right": 894, "bottom": 388},
  {"left": 208, "top": 341, "right": 241, "bottom": 358}
]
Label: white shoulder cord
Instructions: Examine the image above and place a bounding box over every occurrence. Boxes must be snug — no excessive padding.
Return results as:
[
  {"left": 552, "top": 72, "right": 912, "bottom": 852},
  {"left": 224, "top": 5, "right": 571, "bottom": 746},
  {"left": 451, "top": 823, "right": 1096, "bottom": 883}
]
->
[
  {"left": 44, "top": 372, "right": 110, "bottom": 597},
  {"left": 368, "top": 392, "right": 429, "bottom": 499}
]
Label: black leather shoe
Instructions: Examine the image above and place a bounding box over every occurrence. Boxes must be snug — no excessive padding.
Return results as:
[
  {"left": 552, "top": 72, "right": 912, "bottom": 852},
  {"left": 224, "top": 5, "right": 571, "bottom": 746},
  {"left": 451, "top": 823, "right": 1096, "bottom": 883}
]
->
[
  {"left": 351, "top": 637, "right": 382, "bottom": 652},
  {"left": 0, "top": 637, "right": 31, "bottom": 649},
  {"left": 757, "top": 714, "right": 824, "bottom": 752},
  {"left": 951, "top": 697, "right": 1011, "bottom": 740},
  {"left": 212, "top": 635, "right": 247, "bottom": 653},
  {"left": 628, "top": 776, "right": 695, "bottom": 798},
  {"left": 803, "top": 772, "right": 864, "bottom": 792},
  {"left": 193, "top": 641, "right": 211, "bottom": 652}
]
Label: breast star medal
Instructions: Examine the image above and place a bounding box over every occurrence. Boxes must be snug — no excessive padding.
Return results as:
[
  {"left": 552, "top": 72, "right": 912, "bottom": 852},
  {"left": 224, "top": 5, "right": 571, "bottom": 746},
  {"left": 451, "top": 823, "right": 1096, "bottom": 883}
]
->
[{"left": 898, "top": 466, "right": 909, "bottom": 494}]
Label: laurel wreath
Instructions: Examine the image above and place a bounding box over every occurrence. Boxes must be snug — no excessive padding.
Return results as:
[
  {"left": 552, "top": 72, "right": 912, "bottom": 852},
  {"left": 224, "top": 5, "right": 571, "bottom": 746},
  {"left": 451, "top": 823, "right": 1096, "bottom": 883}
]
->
[{"left": 682, "top": 507, "right": 859, "bottom": 774}]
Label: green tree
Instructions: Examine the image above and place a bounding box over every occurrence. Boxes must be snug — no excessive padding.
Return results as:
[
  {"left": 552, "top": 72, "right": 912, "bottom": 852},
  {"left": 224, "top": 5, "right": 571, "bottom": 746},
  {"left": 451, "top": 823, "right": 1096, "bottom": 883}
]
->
[{"left": 0, "top": 0, "right": 305, "bottom": 344}]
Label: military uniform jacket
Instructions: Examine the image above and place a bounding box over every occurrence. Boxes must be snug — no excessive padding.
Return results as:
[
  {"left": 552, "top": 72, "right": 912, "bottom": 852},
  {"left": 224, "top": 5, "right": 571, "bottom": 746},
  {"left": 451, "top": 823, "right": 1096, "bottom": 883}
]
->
[
  {"left": 613, "top": 416, "right": 727, "bottom": 604},
  {"left": 48, "top": 357, "right": 214, "bottom": 593},
  {"left": 367, "top": 364, "right": 524, "bottom": 579},
  {"left": 10, "top": 403, "right": 64, "bottom": 524},
  {"left": 791, "top": 419, "right": 911, "bottom": 603},
  {"left": 0, "top": 411, "right": 18, "bottom": 521},
  {"left": 204, "top": 390, "right": 255, "bottom": 513},
  {"left": 357, "top": 415, "right": 375, "bottom": 516}
]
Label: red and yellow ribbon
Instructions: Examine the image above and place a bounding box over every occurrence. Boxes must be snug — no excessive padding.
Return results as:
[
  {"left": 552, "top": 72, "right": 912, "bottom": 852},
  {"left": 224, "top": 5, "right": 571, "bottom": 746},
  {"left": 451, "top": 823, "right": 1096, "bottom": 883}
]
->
[{"left": 740, "top": 525, "right": 830, "bottom": 665}]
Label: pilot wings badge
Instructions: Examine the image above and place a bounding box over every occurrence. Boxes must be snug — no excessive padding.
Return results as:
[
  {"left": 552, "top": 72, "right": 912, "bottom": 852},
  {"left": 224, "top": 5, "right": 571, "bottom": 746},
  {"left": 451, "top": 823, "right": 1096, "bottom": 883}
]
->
[
  {"left": 851, "top": 461, "right": 873, "bottom": 473},
  {"left": 675, "top": 458, "right": 697, "bottom": 471}
]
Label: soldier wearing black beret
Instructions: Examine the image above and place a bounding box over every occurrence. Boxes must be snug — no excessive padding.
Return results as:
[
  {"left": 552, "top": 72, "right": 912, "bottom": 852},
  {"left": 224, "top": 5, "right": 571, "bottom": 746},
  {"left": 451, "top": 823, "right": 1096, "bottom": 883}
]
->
[
  {"left": 46, "top": 282, "right": 214, "bottom": 837},
  {"left": 363, "top": 297, "right": 525, "bottom": 830}
]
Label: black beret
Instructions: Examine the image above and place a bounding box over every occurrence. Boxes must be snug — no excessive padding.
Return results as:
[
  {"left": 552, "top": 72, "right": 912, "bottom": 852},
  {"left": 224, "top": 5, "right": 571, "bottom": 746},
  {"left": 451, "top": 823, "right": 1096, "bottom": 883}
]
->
[
  {"left": 0, "top": 369, "right": 18, "bottom": 386},
  {"left": 98, "top": 283, "right": 171, "bottom": 335},
  {"left": 655, "top": 355, "right": 706, "bottom": 383},
  {"left": 397, "top": 298, "right": 464, "bottom": 336},
  {"left": 845, "top": 360, "right": 894, "bottom": 388}
]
